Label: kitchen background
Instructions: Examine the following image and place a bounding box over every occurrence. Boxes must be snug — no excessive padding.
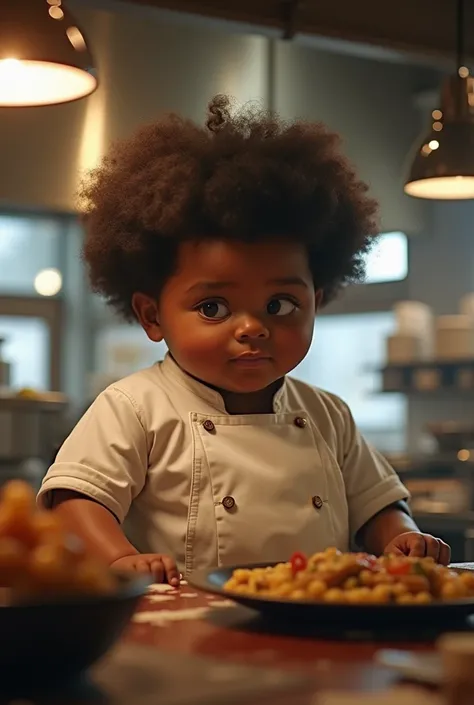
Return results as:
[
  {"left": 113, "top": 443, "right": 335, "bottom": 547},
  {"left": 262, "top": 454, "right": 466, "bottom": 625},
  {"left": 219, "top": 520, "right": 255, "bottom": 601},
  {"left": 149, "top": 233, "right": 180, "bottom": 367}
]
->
[{"left": 2, "top": 0, "right": 474, "bottom": 557}]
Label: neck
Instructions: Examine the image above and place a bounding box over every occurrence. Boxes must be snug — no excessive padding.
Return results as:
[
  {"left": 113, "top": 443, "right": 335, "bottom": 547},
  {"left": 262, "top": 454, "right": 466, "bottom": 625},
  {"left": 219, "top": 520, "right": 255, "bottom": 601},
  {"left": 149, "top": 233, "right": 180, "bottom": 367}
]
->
[
  {"left": 168, "top": 354, "right": 283, "bottom": 414},
  {"left": 221, "top": 380, "right": 283, "bottom": 415}
]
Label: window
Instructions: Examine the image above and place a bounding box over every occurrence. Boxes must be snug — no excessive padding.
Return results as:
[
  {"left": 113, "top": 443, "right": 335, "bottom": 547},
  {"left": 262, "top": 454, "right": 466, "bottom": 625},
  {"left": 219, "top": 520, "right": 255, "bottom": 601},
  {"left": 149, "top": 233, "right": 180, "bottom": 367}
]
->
[
  {"left": 293, "top": 312, "right": 406, "bottom": 452},
  {"left": 0, "top": 214, "right": 63, "bottom": 296},
  {"left": 364, "top": 231, "right": 408, "bottom": 284},
  {"left": 0, "top": 316, "right": 50, "bottom": 390}
]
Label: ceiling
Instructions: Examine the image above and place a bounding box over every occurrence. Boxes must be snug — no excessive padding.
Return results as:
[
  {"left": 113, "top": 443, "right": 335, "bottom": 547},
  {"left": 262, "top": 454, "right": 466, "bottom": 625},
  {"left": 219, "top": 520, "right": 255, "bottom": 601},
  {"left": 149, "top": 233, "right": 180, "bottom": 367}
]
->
[{"left": 122, "top": 0, "right": 474, "bottom": 65}]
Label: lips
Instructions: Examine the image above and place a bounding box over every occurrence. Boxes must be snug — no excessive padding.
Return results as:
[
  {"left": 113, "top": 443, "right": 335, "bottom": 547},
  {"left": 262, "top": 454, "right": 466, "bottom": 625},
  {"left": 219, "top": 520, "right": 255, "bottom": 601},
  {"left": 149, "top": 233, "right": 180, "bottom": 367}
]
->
[{"left": 230, "top": 353, "right": 271, "bottom": 364}]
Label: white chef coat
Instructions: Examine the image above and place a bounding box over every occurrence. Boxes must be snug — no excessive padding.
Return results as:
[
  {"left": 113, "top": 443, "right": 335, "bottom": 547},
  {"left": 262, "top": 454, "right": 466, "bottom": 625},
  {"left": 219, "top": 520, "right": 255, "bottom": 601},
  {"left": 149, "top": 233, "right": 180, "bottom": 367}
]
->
[{"left": 38, "top": 354, "right": 408, "bottom": 575}]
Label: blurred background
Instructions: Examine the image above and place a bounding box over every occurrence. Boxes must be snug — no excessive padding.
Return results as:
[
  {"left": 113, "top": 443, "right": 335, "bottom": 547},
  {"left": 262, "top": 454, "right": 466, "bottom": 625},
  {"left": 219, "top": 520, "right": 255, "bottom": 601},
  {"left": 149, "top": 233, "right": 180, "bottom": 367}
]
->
[{"left": 2, "top": 0, "right": 474, "bottom": 558}]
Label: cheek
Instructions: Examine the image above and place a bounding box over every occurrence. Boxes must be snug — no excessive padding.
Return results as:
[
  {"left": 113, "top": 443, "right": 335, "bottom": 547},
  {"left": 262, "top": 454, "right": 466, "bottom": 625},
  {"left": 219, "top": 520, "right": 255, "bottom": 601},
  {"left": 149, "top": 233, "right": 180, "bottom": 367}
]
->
[
  {"left": 163, "top": 316, "right": 229, "bottom": 357},
  {"left": 272, "top": 319, "right": 314, "bottom": 354}
]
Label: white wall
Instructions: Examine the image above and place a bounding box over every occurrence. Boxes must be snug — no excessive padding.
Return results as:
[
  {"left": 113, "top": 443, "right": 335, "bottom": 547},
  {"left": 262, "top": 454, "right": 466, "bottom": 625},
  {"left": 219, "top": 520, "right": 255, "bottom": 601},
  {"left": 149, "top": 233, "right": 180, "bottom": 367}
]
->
[
  {"left": 0, "top": 3, "right": 437, "bottom": 217},
  {"left": 407, "top": 201, "right": 474, "bottom": 450},
  {"left": 0, "top": 5, "right": 269, "bottom": 211},
  {"left": 273, "top": 43, "right": 433, "bottom": 236}
]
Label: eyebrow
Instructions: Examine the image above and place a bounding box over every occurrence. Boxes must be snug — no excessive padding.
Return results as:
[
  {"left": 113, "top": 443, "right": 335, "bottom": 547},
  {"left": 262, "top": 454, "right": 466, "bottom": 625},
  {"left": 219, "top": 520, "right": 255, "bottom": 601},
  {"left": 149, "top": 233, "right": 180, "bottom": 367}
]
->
[
  {"left": 268, "top": 277, "right": 309, "bottom": 288},
  {"left": 186, "top": 277, "right": 309, "bottom": 295},
  {"left": 186, "top": 281, "right": 236, "bottom": 294}
]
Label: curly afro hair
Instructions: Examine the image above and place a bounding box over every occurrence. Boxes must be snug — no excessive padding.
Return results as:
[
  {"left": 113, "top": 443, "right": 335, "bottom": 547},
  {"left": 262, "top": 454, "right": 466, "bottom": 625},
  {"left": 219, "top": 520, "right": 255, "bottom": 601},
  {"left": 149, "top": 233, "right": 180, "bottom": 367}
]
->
[{"left": 81, "top": 95, "right": 379, "bottom": 321}]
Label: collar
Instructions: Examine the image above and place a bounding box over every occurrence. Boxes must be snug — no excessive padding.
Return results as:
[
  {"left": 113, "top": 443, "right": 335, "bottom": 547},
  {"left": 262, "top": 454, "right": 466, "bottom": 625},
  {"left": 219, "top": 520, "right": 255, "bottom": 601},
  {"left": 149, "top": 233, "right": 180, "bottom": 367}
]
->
[{"left": 160, "top": 353, "right": 287, "bottom": 414}]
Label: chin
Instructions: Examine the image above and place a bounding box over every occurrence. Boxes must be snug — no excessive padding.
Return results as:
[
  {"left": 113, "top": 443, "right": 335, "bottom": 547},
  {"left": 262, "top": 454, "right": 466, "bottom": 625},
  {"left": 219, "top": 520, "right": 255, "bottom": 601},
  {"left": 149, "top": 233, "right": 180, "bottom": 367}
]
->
[{"left": 223, "top": 376, "right": 275, "bottom": 394}]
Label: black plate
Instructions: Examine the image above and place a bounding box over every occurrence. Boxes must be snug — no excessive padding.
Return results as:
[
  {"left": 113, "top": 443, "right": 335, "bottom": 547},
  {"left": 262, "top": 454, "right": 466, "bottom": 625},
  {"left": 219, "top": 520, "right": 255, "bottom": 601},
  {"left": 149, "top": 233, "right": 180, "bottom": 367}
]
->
[
  {"left": 189, "top": 563, "right": 474, "bottom": 630},
  {"left": 0, "top": 573, "right": 150, "bottom": 693}
]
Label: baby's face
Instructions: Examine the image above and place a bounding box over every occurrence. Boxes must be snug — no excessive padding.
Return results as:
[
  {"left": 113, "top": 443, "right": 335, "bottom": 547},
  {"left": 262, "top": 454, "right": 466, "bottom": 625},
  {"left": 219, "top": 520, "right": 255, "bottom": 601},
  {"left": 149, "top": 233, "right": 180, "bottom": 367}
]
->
[{"left": 156, "top": 238, "right": 318, "bottom": 394}]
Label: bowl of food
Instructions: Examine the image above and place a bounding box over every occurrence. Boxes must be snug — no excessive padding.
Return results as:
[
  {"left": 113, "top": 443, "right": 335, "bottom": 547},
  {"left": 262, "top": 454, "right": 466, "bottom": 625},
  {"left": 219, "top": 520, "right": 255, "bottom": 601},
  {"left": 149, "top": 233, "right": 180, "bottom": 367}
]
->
[
  {"left": 189, "top": 548, "right": 474, "bottom": 629},
  {"left": 0, "top": 480, "right": 149, "bottom": 689}
]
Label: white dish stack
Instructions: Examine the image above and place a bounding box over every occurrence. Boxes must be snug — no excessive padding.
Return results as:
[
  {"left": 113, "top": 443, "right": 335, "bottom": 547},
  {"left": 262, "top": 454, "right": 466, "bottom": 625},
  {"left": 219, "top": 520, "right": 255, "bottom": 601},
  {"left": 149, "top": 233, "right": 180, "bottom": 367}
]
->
[
  {"left": 385, "top": 295, "right": 474, "bottom": 364},
  {"left": 435, "top": 315, "right": 474, "bottom": 361},
  {"left": 433, "top": 292, "right": 474, "bottom": 361},
  {"left": 386, "top": 301, "right": 434, "bottom": 364}
]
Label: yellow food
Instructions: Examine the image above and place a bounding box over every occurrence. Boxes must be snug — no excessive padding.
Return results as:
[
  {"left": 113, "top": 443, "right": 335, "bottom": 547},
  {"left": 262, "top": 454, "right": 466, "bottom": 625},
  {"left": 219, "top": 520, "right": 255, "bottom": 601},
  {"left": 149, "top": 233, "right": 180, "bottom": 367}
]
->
[
  {"left": 224, "top": 548, "right": 474, "bottom": 605},
  {"left": 0, "top": 480, "right": 117, "bottom": 602}
]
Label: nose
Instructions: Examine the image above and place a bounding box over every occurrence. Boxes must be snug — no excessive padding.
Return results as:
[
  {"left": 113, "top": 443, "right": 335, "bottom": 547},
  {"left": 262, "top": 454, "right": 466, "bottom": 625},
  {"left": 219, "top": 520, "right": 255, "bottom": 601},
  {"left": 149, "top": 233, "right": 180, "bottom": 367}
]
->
[{"left": 234, "top": 314, "right": 270, "bottom": 341}]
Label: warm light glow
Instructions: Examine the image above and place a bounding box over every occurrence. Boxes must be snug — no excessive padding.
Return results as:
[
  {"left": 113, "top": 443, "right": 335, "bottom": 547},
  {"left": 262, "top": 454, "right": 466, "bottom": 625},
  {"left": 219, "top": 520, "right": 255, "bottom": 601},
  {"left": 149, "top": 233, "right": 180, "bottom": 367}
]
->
[
  {"left": 66, "top": 26, "right": 87, "bottom": 52},
  {"left": 76, "top": 11, "right": 109, "bottom": 176},
  {"left": 421, "top": 144, "right": 432, "bottom": 156},
  {"left": 458, "top": 449, "right": 471, "bottom": 462},
  {"left": 47, "top": 0, "right": 62, "bottom": 5},
  {"left": 428, "top": 139, "right": 439, "bottom": 150},
  {"left": 0, "top": 58, "right": 96, "bottom": 106},
  {"left": 432, "top": 109, "right": 443, "bottom": 120},
  {"left": 34, "top": 269, "right": 63, "bottom": 297},
  {"left": 49, "top": 5, "right": 64, "bottom": 20},
  {"left": 77, "top": 82, "right": 106, "bottom": 175},
  {"left": 459, "top": 66, "right": 470, "bottom": 78},
  {"left": 433, "top": 121, "right": 443, "bottom": 131},
  {"left": 405, "top": 176, "right": 474, "bottom": 199}
]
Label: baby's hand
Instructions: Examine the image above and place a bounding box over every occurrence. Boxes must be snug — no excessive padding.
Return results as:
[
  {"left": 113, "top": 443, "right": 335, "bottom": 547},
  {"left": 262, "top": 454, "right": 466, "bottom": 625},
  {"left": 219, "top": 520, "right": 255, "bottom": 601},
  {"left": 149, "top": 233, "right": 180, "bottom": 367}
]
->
[
  {"left": 111, "top": 553, "right": 180, "bottom": 586},
  {"left": 384, "top": 531, "right": 451, "bottom": 565}
]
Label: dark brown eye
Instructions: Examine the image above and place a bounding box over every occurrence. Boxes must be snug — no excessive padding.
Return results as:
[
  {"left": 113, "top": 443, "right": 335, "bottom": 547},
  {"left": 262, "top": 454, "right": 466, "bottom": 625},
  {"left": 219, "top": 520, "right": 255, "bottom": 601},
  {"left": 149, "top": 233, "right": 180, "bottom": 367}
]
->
[
  {"left": 267, "top": 298, "right": 297, "bottom": 316},
  {"left": 198, "top": 301, "right": 230, "bottom": 319}
]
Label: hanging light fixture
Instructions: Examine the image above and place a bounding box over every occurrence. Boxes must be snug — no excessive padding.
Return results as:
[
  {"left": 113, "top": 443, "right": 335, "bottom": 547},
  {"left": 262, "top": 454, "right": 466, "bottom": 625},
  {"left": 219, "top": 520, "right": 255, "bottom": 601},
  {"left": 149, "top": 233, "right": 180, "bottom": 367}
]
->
[
  {"left": 0, "top": 0, "right": 97, "bottom": 107},
  {"left": 404, "top": 0, "right": 474, "bottom": 200}
]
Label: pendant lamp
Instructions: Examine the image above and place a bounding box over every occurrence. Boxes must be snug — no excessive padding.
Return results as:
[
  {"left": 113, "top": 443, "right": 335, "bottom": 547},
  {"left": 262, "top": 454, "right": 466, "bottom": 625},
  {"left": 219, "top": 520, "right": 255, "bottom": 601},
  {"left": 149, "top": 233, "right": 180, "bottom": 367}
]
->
[
  {"left": 0, "top": 0, "right": 97, "bottom": 107},
  {"left": 404, "top": 0, "right": 474, "bottom": 200}
]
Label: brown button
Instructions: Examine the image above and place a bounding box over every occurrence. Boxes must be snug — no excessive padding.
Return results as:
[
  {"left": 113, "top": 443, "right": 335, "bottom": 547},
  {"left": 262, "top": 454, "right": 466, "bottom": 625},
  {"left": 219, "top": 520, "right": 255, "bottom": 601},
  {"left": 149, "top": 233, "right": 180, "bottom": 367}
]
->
[
  {"left": 312, "top": 495, "right": 323, "bottom": 509},
  {"left": 203, "top": 419, "right": 215, "bottom": 433},
  {"left": 294, "top": 417, "right": 307, "bottom": 428},
  {"left": 222, "top": 496, "right": 236, "bottom": 510}
]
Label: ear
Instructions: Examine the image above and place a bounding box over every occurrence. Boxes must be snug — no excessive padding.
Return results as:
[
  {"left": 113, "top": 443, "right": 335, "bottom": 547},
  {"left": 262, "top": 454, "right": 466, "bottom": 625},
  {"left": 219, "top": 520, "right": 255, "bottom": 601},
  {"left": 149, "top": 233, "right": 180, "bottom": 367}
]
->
[
  {"left": 131, "top": 292, "right": 163, "bottom": 343},
  {"left": 314, "top": 289, "right": 324, "bottom": 312}
]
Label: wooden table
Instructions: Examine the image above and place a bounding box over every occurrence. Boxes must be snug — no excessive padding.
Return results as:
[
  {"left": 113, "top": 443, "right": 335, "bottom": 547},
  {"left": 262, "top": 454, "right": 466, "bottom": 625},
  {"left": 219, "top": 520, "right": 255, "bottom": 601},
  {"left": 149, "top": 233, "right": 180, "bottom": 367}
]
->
[
  {"left": 12, "top": 568, "right": 474, "bottom": 704},
  {"left": 115, "top": 581, "right": 436, "bottom": 703}
]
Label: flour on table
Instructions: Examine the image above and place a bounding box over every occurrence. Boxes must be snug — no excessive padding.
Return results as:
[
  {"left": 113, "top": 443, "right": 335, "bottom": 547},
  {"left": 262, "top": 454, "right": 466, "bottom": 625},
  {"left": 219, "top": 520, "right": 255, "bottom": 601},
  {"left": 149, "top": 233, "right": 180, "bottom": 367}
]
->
[
  {"left": 133, "top": 600, "right": 234, "bottom": 627},
  {"left": 180, "top": 592, "right": 198, "bottom": 598},
  {"left": 208, "top": 599, "right": 235, "bottom": 608},
  {"left": 146, "top": 594, "right": 176, "bottom": 603},
  {"left": 147, "top": 583, "right": 177, "bottom": 594},
  {"left": 133, "top": 607, "right": 211, "bottom": 626}
]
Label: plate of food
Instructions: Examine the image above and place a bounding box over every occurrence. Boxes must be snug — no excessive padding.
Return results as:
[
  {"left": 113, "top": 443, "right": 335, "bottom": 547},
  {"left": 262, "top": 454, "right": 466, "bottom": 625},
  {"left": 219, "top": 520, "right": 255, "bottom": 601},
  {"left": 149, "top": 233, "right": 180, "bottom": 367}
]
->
[
  {"left": 0, "top": 480, "right": 150, "bottom": 690},
  {"left": 189, "top": 548, "right": 474, "bottom": 629}
]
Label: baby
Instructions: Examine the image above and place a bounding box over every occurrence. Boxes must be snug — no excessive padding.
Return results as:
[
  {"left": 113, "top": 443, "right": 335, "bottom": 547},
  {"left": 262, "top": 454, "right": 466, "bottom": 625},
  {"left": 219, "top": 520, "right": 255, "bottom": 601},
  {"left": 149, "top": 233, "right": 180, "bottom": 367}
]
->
[{"left": 38, "top": 96, "right": 450, "bottom": 585}]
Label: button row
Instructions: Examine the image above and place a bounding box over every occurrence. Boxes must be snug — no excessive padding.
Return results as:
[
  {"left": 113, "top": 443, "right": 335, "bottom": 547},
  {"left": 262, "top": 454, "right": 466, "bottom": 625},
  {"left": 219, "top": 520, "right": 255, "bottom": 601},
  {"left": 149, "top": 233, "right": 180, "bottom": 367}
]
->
[
  {"left": 220, "top": 495, "right": 324, "bottom": 511},
  {"left": 202, "top": 417, "right": 307, "bottom": 433}
]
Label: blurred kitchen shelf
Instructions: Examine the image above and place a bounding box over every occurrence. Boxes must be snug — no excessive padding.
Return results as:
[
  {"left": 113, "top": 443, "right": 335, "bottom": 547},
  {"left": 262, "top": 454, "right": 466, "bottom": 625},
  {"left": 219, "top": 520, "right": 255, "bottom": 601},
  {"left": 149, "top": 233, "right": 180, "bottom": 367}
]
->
[
  {"left": 378, "top": 359, "right": 474, "bottom": 394},
  {"left": 413, "top": 511, "right": 474, "bottom": 531},
  {"left": 389, "top": 456, "right": 474, "bottom": 474}
]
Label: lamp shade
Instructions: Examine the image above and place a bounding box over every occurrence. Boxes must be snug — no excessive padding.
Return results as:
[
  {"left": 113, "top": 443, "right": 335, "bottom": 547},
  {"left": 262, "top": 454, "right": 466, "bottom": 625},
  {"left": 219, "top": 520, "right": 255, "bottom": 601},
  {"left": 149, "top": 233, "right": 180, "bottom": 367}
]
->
[
  {"left": 404, "top": 74, "right": 474, "bottom": 200},
  {"left": 0, "top": 0, "right": 97, "bottom": 107}
]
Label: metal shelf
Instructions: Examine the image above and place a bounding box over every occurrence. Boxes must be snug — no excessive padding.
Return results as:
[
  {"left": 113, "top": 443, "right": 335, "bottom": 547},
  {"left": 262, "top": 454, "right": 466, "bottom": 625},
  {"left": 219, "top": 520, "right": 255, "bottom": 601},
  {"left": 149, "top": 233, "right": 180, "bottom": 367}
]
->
[{"left": 379, "top": 359, "right": 474, "bottom": 394}]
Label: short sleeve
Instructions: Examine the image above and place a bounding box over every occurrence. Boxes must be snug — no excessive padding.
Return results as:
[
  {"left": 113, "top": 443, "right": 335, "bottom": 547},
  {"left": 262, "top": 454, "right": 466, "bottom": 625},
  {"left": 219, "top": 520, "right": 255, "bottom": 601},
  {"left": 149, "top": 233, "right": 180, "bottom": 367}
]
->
[
  {"left": 37, "top": 386, "right": 148, "bottom": 523},
  {"left": 338, "top": 400, "right": 409, "bottom": 536}
]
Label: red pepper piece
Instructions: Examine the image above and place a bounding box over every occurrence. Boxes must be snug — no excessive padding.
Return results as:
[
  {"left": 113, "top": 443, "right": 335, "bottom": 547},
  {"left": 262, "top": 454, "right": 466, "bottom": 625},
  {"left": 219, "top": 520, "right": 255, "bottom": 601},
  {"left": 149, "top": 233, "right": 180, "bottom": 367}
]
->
[
  {"left": 290, "top": 552, "right": 308, "bottom": 575},
  {"left": 386, "top": 560, "right": 411, "bottom": 576}
]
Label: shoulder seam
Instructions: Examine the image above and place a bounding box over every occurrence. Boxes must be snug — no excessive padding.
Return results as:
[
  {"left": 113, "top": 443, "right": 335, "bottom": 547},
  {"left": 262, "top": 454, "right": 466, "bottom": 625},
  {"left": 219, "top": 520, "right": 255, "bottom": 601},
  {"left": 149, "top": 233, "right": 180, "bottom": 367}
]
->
[{"left": 109, "top": 385, "right": 147, "bottom": 434}]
